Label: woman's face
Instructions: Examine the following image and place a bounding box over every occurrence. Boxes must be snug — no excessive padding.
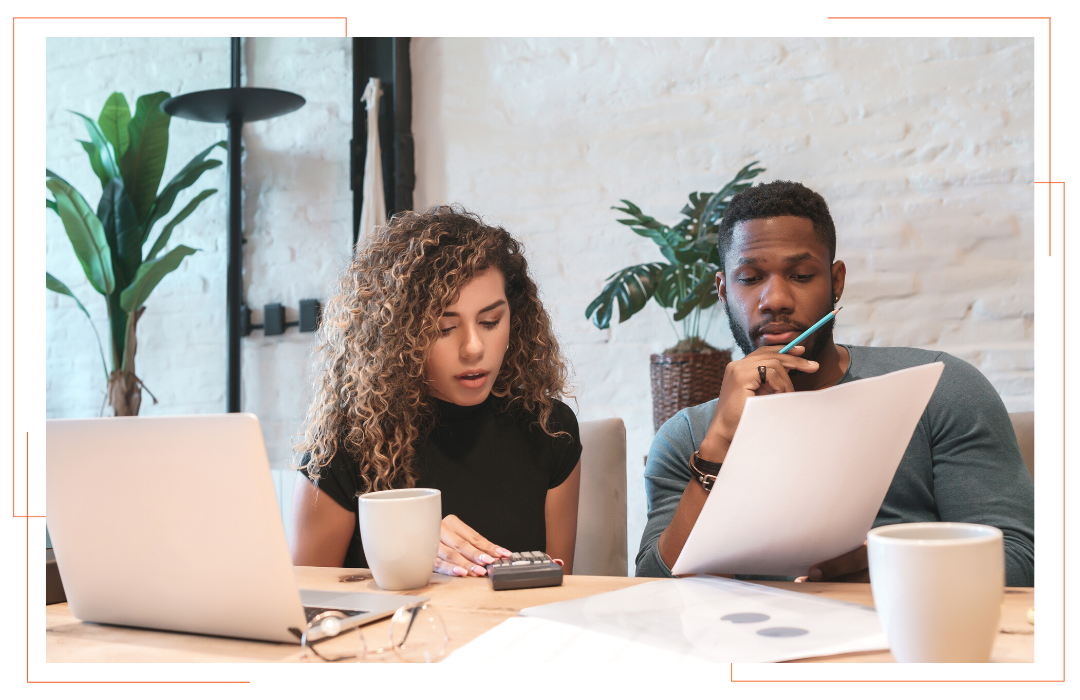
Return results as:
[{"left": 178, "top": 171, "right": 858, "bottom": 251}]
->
[{"left": 425, "top": 267, "right": 511, "bottom": 406}]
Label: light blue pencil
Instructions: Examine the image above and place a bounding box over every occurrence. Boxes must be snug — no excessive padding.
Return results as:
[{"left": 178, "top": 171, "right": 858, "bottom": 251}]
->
[{"left": 777, "top": 307, "right": 843, "bottom": 354}]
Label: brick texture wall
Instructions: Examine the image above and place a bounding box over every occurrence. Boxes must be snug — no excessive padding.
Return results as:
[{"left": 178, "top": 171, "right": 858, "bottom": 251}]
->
[
  {"left": 410, "top": 38, "right": 1034, "bottom": 571},
  {"left": 46, "top": 38, "right": 1033, "bottom": 566},
  {"left": 45, "top": 37, "right": 353, "bottom": 485}
]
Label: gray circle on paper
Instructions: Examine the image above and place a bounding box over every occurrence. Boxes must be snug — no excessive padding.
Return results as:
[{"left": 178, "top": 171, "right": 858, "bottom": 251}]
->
[
  {"left": 757, "top": 627, "right": 809, "bottom": 637},
  {"left": 721, "top": 612, "right": 771, "bottom": 623}
]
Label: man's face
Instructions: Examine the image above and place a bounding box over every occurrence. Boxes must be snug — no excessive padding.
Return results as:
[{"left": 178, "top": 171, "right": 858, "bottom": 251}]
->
[{"left": 718, "top": 216, "right": 844, "bottom": 361}]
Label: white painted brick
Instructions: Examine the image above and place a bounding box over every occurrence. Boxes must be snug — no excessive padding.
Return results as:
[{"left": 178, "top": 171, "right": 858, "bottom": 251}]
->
[
  {"left": 47, "top": 38, "right": 1034, "bottom": 575},
  {"left": 46, "top": 38, "right": 351, "bottom": 484},
  {"left": 412, "top": 38, "right": 1034, "bottom": 567},
  {"left": 922, "top": 261, "right": 1032, "bottom": 295}
]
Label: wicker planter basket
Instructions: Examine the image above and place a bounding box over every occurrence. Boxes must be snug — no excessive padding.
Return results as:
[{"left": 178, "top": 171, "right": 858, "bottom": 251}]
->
[{"left": 649, "top": 350, "right": 732, "bottom": 432}]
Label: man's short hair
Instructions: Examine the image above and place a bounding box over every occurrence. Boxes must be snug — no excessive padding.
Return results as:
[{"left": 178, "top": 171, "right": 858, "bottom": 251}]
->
[{"left": 717, "top": 180, "right": 837, "bottom": 274}]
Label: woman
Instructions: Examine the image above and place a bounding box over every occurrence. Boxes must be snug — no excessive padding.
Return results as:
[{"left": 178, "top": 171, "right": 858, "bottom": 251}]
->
[{"left": 290, "top": 206, "right": 581, "bottom": 576}]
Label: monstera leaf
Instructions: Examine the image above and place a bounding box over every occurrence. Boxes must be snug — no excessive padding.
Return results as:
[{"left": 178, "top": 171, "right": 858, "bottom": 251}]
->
[
  {"left": 585, "top": 262, "right": 667, "bottom": 330},
  {"left": 585, "top": 162, "right": 765, "bottom": 342}
]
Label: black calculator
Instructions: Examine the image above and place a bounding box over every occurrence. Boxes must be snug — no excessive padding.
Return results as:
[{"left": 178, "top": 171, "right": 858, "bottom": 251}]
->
[{"left": 486, "top": 551, "right": 564, "bottom": 591}]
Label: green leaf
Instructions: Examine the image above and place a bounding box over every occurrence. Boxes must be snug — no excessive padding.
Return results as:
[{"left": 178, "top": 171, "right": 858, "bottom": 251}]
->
[
  {"left": 673, "top": 275, "right": 720, "bottom": 322},
  {"left": 142, "top": 141, "right": 224, "bottom": 241},
  {"left": 146, "top": 188, "right": 216, "bottom": 260},
  {"left": 45, "top": 168, "right": 72, "bottom": 187},
  {"left": 700, "top": 161, "right": 766, "bottom": 228},
  {"left": 46, "top": 198, "right": 57, "bottom": 212},
  {"left": 96, "top": 178, "right": 142, "bottom": 287},
  {"left": 46, "top": 272, "right": 110, "bottom": 379},
  {"left": 120, "top": 245, "right": 197, "bottom": 313},
  {"left": 98, "top": 92, "right": 131, "bottom": 159},
  {"left": 120, "top": 91, "right": 172, "bottom": 223},
  {"left": 584, "top": 262, "right": 667, "bottom": 330},
  {"left": 72, "top": 111, "right": 121, "bottom": 183},
  {"left": 655, "top": 267, "right": 682, "bottom": 308},
  {"left": 45, "top": 177, "right": 114, "bottom": 295},
  {"left": 78, "top": 141, "right": 111, "bottom": 190}
]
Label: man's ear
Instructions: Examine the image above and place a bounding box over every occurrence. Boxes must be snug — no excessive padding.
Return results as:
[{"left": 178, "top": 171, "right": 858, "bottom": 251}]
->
[
  {"left": 831, "top": 259, "right": 846, "bottom": 303},
  {"left": 716, "top": 270, "right": 727, "bottom": 306}
]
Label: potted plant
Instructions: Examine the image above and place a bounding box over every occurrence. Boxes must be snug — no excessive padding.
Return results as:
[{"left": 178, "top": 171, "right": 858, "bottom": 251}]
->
[
  {"left": 46, "top": 91, "right": 224, "bottom": 416},
  {"left": 585, "top": 162, "right": 765, "bottom": 430}
]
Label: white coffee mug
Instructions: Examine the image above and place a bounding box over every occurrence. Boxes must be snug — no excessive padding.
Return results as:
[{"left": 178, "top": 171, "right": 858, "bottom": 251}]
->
[
  {"left": 867, "top": 522, "right": 1004, "bottom": 663},
  {"left": 357, "top": 488, "right": 441, "bottom": 591}
]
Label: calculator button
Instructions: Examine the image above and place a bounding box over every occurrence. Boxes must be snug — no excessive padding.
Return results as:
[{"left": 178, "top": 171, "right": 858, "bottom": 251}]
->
[
  {"left": 530, "top": 551, "right": 545, "bottom": 559},
  {"left": 511, "top": 560, "right": 530, "bottom": 566}
]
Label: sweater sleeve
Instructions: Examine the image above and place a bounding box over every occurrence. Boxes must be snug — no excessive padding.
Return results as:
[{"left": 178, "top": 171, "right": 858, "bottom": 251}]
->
[
  {"left": 926, "top": 354, "right": 1035, "bottom": 586},
  {"left": 634, "top": 406, "right": 703, "bottom": 577}
]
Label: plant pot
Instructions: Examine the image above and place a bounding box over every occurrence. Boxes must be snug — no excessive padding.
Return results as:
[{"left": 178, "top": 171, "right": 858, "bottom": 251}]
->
[{"left": 649, "top": 350, "right": 732, "bottom": 432}]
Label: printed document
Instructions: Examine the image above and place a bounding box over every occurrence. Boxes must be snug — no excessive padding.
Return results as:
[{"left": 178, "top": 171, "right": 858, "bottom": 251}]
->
[
  {"left": 673, "top": 362, "right": 943, "bottom": 577},
  {"left": 447, "top": 577, "right": 886, "bottom": 663}
]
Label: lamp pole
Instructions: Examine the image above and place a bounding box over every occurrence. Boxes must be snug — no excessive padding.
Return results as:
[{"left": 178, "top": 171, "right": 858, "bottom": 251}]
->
[
  {"left": 161, "top": 38, "right": 305, "bottom": 412},
  {"left": 225, "top": 38, "right": 243, "bottom": 413}
]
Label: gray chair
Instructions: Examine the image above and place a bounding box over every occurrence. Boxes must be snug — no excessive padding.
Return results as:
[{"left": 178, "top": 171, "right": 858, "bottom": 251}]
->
[
  {"left": 1009, "top": 411, "right": 1034, "bottom": 481},
  {"left": 573, "top": 418, "right": 628, "bottom": 576}
]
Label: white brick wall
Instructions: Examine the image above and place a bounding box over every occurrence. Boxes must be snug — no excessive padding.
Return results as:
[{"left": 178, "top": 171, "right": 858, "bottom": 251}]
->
[
  {"left": 46, "top": 38, "right": 1034, "bottom": 569},
  {"left": 45, "top": 37, "right": 353, "bottom": 482},
  {"left": 410, "top": 37, "right": 1034, "bottom": 571}
]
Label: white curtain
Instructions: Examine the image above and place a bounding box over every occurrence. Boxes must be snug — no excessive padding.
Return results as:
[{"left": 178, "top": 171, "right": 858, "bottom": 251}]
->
[{"left": 358, "top": 77, "right": 387, "bottom": 241}]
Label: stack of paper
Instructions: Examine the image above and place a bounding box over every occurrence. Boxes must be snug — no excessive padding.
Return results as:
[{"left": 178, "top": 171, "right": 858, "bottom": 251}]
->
[{"left": 445, "top": 577, "right": 887, "bottom": 663}]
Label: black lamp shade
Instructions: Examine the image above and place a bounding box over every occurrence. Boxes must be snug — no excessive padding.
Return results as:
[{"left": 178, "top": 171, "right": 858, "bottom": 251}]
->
[{"left": 161, "top": 87, "right": 305, "bottom": 124}]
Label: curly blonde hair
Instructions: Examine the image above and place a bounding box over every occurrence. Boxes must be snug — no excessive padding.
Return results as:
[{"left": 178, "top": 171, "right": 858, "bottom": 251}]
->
[{"left": 295, "top": 205, "right": 571, "bottom": 493}]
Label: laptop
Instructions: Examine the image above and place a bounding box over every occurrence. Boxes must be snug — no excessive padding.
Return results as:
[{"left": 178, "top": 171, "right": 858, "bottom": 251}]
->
[{"left": 46, "top": 413, "right": 425, "bottom": 644}]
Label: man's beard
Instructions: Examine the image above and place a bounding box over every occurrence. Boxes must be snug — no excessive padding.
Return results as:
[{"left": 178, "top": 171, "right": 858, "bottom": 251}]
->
[{"left": 726, "top": 306, "right": 834, "bottom": 364}]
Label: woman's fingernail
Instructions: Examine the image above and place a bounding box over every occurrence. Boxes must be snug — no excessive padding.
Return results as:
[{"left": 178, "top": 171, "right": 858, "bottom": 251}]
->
[
  {"left": 453, "top": 566, "right": 468, "bottom": 576},
  {"left": 479, "top": 554, "right": 495, "bottom": 564},
  {"left": 496, "top": 547, "right": 513, "bottom": 557},
  {"left": 472, "top": 565, "right": 487, "bottom": 575}
]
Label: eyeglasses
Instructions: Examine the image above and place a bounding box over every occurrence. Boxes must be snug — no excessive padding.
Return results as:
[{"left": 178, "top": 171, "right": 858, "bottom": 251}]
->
[{"left": 301, "top": 602, "right": 449, "bottom": 663}]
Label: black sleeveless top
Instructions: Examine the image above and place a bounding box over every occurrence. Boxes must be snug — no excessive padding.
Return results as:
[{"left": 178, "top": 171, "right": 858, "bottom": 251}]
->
[{"left": 309, "top": 395, "right": 582, "bottom": 568}]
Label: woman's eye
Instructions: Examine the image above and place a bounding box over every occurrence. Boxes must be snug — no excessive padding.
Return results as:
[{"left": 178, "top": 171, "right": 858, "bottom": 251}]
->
[
  {"left": 438, "top": 326, "right": 454, "bottom": 336},
  {"left": 480, "top": 318, "right": 502, "bottom": 330}
]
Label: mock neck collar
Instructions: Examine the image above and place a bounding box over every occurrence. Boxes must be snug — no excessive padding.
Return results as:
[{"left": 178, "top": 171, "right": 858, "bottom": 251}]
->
[{"left": 433, "top": 393, "right": 495, "bottom": 421}]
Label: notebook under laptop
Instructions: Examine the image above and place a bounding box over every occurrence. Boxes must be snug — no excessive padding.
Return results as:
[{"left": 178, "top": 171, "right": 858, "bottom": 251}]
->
[{"left": 46, "top": 413, "right": 424, "bottom": 644}]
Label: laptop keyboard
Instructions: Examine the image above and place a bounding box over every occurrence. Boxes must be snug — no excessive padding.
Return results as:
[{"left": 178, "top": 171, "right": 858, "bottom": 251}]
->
[{"left": 303, "top": 605, "right": 370, "bottom": 623}]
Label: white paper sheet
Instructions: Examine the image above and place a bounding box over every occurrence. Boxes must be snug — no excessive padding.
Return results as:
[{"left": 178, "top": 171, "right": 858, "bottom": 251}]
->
[
  {"left": 475, "top": 577, "right": 885, "bottom": 663},
  {"left": 444, "top": 616, "right": 708, "bottom": 664},
  {"left": 673, "top": 362, "right": 943, "bottom": 577}
]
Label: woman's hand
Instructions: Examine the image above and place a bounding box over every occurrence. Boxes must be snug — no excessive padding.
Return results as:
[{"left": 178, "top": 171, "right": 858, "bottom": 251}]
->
[{"left": 434, "top": 514, "right": 513, "bottom": 577}]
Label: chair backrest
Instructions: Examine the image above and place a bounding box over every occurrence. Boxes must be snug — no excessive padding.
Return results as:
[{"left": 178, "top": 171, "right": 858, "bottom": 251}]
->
[
  {"left": 1009, "top": 411, "right": 1034, "bottom": 481},
  {"left": 573, "top": 418, "right": 628, "bottom": 576}
]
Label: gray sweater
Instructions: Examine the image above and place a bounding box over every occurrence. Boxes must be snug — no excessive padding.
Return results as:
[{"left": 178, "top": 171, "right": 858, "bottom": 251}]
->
[{"left": 635, "top": 345, "right": 1035, "bottom": 587}]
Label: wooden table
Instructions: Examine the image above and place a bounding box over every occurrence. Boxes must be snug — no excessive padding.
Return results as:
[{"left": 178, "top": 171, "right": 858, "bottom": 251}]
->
[{"left": 45, "top": 567, "right": 1034, "bottom": 663}]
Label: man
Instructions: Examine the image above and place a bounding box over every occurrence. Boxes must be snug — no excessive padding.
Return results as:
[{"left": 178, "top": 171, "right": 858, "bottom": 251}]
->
[{"left": 635, "top": 180, "right": 1035, "bottom": 587}]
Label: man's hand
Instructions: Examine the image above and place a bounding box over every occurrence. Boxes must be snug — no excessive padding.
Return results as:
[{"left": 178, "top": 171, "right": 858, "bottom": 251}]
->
[
  {"left": 795, "top": 541, "right": 869, "bottom": 583},
  {"left": 434, "top": 514, "right": 513, "bottom": 577},
  {"left": 698, "top": 345, "right": 820, "bottom": 461}
]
